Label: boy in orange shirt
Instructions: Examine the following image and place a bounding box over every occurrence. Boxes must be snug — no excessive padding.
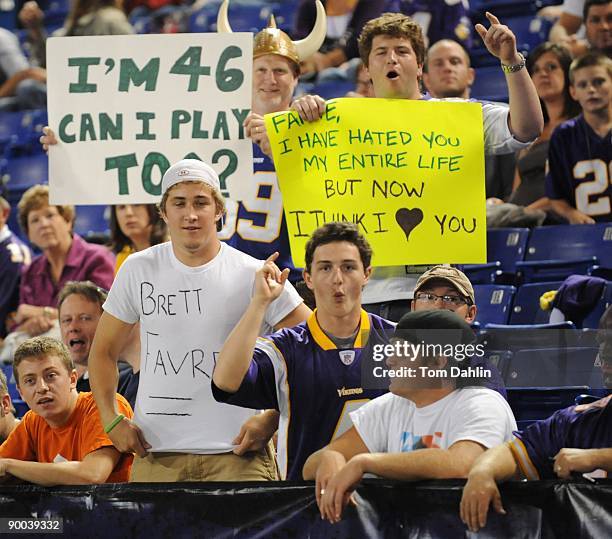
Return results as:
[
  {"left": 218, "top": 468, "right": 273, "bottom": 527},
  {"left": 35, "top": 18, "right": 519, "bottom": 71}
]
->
[{"left": 0, "top": 337, "right": 132, "bottom": 484}]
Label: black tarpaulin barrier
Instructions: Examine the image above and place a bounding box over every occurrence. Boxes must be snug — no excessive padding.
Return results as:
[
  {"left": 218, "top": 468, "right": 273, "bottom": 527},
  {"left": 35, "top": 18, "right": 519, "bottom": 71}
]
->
[{"left": 0, "top": 479, "right": 611, "bottom": 538}]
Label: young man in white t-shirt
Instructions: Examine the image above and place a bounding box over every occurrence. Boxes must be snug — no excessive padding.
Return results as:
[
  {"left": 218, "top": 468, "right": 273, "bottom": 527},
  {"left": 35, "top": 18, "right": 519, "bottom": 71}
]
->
[
  {"left": 89, "top": 159, "right": 310, "bottom": 482},
  {"left": 303, "top": 309, "right": 516, "bottom": 524}
]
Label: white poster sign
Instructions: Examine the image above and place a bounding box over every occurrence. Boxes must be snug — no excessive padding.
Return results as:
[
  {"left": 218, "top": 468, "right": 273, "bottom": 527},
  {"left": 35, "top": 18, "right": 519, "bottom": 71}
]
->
[{"left": 47, "top": 33, "right": 253, "bottom": 204}]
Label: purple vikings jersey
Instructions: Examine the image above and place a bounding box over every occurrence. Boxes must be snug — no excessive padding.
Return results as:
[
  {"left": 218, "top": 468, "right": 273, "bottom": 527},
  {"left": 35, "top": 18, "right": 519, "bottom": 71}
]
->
[
  {"left": 212, "top": 311, "right": 394, "bottom": 480},
  {"left": 385, "top": 0, "right": 472, "bottom": 48},
  {"left": 509, "top": 396, "right": 611, "bottom": 480},
  {"left": 0, "top": 227, "right": 31, "bottom": 337},
  {"left": 219, "top": 144, "right": 301, "bottom": 282},
  {"left": 546, "top": 115, "right": 612, "bottom": 222}
]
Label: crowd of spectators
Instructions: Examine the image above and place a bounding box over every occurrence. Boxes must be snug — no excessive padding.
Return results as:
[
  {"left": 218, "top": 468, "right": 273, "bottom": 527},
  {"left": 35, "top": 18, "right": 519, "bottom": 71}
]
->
[{"left": 0, "top": 0, "right": 610, "bottom": 534}]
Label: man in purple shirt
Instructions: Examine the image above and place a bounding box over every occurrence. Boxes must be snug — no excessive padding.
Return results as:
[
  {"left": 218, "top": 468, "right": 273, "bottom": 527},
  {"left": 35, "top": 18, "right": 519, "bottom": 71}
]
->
[
  {"left": 460, "top": 304, "right": 612, "bottom": 532},
  {"left": 14, "top": 185, "right": 114, "bottom": 336}
]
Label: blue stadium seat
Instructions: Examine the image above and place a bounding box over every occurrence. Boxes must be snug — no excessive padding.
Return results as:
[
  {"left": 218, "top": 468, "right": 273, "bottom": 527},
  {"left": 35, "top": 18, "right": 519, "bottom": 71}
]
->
[
  {"left": 481, "top": 349, "right": 512, "bottom": 381},
  {"left": 0, "top": 108, "right": 47, "bottom": 156},
  {"left": 508, "top": 281, "right": 564, "bottom": 325},
  {"left": 505, "top": 347, "right": 601, "bottom": 388},
  {"left": 1, "top": 153, "right": 48, "bottom": 191},
  {"left": 0, "top": 110, "right": 26, "bottom": 153},
  {"left": 130, "top": 15, "right": 155, "bottom": 34},
  {"left": 582, "top": 281, "right": 612, "bottom": 329},
  {"left": 482, "top": 322, "right": 579, "bottom": 352},
  {"left": 516, "top": 257, "right": 597, "bottom": 283},
  {"left": 310, "top": 80, "right": 355, "bottom": 100},
  {"left": 487, "top": 227, "right": 529, "bottom": 272},
  {"left": 459, "top": 262, "right": 501, "bottom": 285},
  {"left": 74, "top": 205, "right": 111, "bottom": 242},
  {"left": 504, "top": 15, "right": 552, "bottom": 54},
  {"left": 1, "top": 363, "right": 20, "bottom": 402},
  {"left": 189, "top": 1, "right": 222, "bottom": 33},
  {"left": 470, "top": 0, "right": 537, "bottom": 18},
  {"left": 506, "top": 386, "right": 589, "bottom": 429},
  {"left": 206, "top": 0, "right": 273, "bottom": 33},
  {"left": 268, "top": 1, "right": 298, "bottom": 32},
  {"left": 516, "top": 224, "right": 612, "bottom": 282},
  {"left": 474, "top": 284, "right": 516, "bottom": 325},
  {"left": 44, "top": 0, "right": 70, "bottom": 31},
  {"left": 471, "top": 66, "right": 509, "bottom": 102}
]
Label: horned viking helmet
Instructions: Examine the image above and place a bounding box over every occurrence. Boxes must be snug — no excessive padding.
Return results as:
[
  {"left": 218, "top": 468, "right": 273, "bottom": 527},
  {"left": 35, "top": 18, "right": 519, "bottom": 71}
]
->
[{"left": 217, "top": 0, "right": 327, "bottom": 68}]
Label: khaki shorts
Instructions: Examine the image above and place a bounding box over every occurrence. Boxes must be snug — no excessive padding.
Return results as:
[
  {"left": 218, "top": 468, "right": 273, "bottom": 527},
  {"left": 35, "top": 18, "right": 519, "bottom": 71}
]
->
[{"left": 129, "top": 443, "right": 278, "bottom": 482}]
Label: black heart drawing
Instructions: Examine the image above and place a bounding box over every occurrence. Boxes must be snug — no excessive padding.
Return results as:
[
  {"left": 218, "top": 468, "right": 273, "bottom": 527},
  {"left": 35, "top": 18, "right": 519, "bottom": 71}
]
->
[{"left": 395, "top": 208, "right": 424, "bottom": 241}]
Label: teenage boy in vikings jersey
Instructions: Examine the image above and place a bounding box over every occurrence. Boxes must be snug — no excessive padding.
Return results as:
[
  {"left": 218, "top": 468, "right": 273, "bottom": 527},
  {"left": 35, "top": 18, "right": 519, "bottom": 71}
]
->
[
  {"left": 546, "top": 52, "right": 612, "bottom": 223},
  {"left": 213, "top": 222, "right": 395, "bottom": 480}
]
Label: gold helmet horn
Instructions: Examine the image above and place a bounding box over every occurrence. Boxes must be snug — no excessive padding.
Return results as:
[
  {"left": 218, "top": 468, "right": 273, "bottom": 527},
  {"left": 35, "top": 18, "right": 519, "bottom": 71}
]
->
[{"left": 217, "top": 0, "right": 327, "bottom": 66}]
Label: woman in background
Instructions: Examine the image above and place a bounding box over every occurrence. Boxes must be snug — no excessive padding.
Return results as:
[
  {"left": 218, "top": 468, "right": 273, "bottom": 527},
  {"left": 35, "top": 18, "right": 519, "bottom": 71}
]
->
[
  {"left": 14, "top": 185, "right": 115, "bottom": 336},
  {"left": 109, "top": 204, "right": 167, "bottom": 273},
  {"left": 507, "top": 42, "right": 581, "bottom": 219}
]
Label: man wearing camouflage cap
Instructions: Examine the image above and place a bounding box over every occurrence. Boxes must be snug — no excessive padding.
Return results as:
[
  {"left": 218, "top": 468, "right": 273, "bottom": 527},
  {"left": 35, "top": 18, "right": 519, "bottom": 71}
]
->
[{"left": 411, "top": 265, "right": 477, "bottom": 324}]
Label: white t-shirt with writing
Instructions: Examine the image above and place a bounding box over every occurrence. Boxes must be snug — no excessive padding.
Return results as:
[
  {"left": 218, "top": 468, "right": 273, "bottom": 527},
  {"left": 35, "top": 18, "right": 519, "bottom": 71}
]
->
[
  {"left": 350, "top": 387, "right": 516, "bottom": 453},
  {"left": 104, "top": 241, "right": 302, "bottom": 454}
]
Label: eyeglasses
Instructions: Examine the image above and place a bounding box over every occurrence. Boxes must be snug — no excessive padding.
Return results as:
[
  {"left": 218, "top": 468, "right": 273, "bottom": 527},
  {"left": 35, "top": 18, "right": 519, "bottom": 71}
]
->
[{"left": 414, "top": 292, "right": 469, "bottom": 306}]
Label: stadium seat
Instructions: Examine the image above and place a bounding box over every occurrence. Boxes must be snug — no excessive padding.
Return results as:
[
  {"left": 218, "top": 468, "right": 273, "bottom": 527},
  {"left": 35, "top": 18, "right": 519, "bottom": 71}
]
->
[
  {"left": 508, "top": 281, "right": 564, "bottom": 325},
  {"left": 582, "top": 281, "right": 612, "bottom": 329},
  {"left": 205, "top": 0, "right": 273, "bottom": 32},
  {"left": 516, "top": 224, "right": 612, "bottom": 282},
  {"left": 459, "top": 262, "right": 501, "bottom": 285},
  {"left": 268, "top": 1, "right": 298, "bottom": 32},
  {"left": 0, "top": 111, "right": 27, "bottom": 153},
  {"left": 189, "top": 1, "right": 222, "bottom": 33},
  {"left": 130, "top": 15, "right": 154, "bottom": 34},
  {"left": 487, "top": 227, "right": 529, "bottom": 273},
  {"left": 470, "top": 0, "right": 537, "bottom": 18},
  {"left": 310, "top": 80, "right": 355, "bottom": 100},
  {"left": 526, "top": 224, "right": 611, "bottom": 263},
  {"left": 470, "top": 66, "right": 509, "bottom": 102},
  {"left": 474, "top": 284, "right": 516, "bottom": 325},
  {"left": 504, "top": 15, "right": 552, "bottom": 53},
  {"left": 0, "top": 363, "right": 20, "bottom": 402},
  {"left": 74, "top": 205, "right": 111, "bottom": 243},
  {"left": 516, "top": 257, "right": 598, "bottom": 283},
  {"left": 506, "top": 386, "right": 589, "bottom": 429},
  {"left": 44, "top": 0, "right": 70, "bottom": 31},
  {"left": 0, "top": 109, "right": 46, "bottom": 155},
  {"left": 480, "top": 349, "right": 512, "bottom": 381},
  {"left": 1, "top": 153, "right": 48, "bottom": 192},
  {"left": 482, "top": 322, "right": 580, "bottom": 352},
  {"left": 505, "top": 347, "right": 601, "bottom": 388}
]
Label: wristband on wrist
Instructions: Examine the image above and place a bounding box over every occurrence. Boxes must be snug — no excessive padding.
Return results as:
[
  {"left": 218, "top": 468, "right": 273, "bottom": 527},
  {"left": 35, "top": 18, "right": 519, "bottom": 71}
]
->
[
  {"left": 501, "top": 52, "right": 526, "bottom": 74},
  {"left": 104, "top": 414, "right": 125, "bottom": 434}
]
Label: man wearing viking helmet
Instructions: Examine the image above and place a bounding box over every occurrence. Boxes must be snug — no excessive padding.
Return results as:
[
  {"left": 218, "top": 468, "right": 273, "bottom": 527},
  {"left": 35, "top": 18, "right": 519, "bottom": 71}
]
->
[{"left": 216, "top": 0, "right": 326, "bottom": 284}]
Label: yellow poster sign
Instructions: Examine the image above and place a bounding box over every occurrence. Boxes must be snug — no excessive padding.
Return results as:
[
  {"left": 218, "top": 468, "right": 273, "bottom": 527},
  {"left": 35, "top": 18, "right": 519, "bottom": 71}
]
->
[{"left": 264, "top": 98, "right": 487, "bottom": 267}]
